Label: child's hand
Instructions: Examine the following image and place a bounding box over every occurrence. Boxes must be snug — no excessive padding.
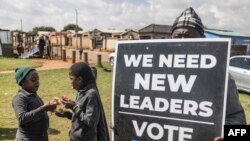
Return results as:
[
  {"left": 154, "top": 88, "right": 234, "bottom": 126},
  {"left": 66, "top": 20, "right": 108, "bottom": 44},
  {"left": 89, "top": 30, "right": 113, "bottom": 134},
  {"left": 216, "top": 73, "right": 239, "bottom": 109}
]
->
[
  {"left": 50, "top": 97, "right": 61, "bottom": 105},
  {"left": 58, "top": 96, "right": 75, "bottom": 109},
  {"left": 61, "top": 96, "right": 70, "bottom": 102},
  {"left": 62, "top": 100, "right": 75, "bottom": 109},
  {"left": 55, "top": 108, "right": 72, "bottom": 118},
  {"left": 41, "top": 102, "right": 57, "bottom": 112}
]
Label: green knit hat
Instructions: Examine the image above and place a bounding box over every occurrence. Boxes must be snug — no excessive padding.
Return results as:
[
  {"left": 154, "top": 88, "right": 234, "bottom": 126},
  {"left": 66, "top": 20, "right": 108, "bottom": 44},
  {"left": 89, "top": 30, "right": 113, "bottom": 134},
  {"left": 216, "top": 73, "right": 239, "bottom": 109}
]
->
[{"left": 15, "top": 67, "right": 35, "bottom": 85}]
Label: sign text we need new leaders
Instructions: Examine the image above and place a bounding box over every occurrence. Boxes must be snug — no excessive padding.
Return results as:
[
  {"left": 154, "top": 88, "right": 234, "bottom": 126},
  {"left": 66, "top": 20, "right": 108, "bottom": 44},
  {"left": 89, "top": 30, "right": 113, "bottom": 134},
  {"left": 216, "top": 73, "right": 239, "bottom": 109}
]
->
[{"left": 112, "top": 39, "right": 230, "bottom": 141}]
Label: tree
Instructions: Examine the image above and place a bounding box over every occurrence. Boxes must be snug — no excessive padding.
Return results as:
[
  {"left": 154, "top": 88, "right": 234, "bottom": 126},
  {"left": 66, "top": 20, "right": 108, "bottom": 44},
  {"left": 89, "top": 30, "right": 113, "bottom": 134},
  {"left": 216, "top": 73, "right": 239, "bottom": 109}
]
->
[
  {"left": 62, "top": 24, "right": 83, "bottom": 32},
  {"left": 28, "top": 26, "right": 56, "bottom": 35}
]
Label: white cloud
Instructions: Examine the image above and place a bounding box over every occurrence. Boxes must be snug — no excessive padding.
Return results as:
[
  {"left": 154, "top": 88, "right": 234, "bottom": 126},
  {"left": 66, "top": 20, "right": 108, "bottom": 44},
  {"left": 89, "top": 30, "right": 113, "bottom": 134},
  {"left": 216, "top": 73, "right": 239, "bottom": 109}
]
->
[
  {"left": 198, "top": 0, "right": 250, "bottom": 32},
  {"left": 0, "top": 0, "right": 249, "bottom": 33}
]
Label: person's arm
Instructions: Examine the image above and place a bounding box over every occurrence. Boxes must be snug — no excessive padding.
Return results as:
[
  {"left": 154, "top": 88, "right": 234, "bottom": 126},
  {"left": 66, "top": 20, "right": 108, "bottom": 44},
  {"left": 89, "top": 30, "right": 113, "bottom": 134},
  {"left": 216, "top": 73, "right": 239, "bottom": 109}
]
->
[
  {"left": 12, "top": 95, "right": 56, "bottom": 126},
  {"left": 225, "top": 75, "right": 246, "bottom": 125},
  {"left": 55, "top": 109, "right": 73, "bottom": 120},
  {"left": 72, "top": 92, "right": 99, "bottom": 129},
  {"left": 12, "top": 95, "right": 45, "bottom": 126}
]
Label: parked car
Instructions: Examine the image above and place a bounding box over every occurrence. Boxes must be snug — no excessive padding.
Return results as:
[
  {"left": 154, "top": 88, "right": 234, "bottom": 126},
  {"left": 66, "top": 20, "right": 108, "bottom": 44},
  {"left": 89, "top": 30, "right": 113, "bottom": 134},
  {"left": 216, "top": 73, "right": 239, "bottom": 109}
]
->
[
  {"left": 229, "top": 55, "right": 250, "bottom": 93},
  {"left": 109, "top": 52, "right": 115, "bottom": 66}
]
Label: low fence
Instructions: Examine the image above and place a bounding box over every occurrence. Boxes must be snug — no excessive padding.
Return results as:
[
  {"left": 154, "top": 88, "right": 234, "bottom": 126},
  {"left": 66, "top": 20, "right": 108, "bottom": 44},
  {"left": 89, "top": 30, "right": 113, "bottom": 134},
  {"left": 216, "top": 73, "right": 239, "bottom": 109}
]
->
[{"left": 51, "top": 47, "right": 109, "bottom": 65}]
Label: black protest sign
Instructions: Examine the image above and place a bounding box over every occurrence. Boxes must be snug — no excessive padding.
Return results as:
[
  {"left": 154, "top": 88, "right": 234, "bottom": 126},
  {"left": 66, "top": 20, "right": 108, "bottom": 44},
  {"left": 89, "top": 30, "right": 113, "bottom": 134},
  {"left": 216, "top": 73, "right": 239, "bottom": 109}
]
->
[{"left": 112, "top": 39, "right": 230, "bottom": 141}]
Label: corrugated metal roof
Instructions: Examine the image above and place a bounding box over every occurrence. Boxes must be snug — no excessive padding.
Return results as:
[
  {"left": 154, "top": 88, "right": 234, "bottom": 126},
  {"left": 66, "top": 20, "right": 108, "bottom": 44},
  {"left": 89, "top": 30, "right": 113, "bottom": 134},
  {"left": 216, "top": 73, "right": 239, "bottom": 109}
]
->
[
  {"left": 121, "top": 29, "right": 138, "bottom": 36},
  {"left": 98, "top": 29, "right": 124, "bottom": 33},
  {"left": 139, "top": 24, "right": 172, "bottom": 33},
  {"left": 0, "top": 29, "right": 10, "bottom": 31},
  {"left": 205, "top": 29, "right": 250, "bottom": 38}
]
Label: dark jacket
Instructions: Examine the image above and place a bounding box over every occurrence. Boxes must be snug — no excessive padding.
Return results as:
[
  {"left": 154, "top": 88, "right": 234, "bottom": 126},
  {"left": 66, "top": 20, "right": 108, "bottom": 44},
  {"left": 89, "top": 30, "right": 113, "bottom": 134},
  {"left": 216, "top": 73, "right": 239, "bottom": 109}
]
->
[
  {"left": 226, "top": 75, "right": 246, "bottom": 124},
  {"left": 12, "top": 89, "right": 49, "bottom": 141},
  {"left": 69, "top": 83, "right": 110, "bottom": 141}
]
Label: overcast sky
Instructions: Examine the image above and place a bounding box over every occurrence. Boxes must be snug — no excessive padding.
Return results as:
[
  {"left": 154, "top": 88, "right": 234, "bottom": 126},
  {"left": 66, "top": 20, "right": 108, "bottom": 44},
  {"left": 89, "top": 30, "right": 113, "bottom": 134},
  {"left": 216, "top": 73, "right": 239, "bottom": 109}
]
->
[{"left": 0, "top": 0, "right": 250, "bottom": 33}]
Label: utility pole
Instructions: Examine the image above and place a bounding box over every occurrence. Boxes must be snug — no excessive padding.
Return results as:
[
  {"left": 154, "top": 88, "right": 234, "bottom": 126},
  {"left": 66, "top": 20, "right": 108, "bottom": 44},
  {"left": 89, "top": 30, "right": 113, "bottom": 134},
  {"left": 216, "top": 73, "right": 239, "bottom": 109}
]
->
[
  {"left": 60, "top": 32, "right": 62, "bottom": 59},
  {"left": 75, "top": 9, "right": 78, "bottom": 49},
  {"left": 20, "top": 19, "right": 23, "bottom": 31}
]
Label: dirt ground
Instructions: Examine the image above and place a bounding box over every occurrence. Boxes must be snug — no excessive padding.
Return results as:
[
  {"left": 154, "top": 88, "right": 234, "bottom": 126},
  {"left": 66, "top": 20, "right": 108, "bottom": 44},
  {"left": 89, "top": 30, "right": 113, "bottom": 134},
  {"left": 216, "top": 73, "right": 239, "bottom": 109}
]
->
[
  {"left": 0, "top": 49, "right": 109, "bottom": 74},
  {"left": 35, "top": 57, "right": 99, "bottom": 70},
  {"left": 0, "top": 58, "right": 94, "bottom": 74},
  {"left": 38, "top": 59, "right": 73, "bottom": 70}
]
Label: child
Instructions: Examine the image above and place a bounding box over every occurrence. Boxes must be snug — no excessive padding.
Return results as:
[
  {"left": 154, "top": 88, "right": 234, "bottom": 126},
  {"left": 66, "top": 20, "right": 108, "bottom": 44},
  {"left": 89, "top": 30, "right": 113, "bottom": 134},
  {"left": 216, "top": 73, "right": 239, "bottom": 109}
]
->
[
  {"left": 55, "top": 62, "right": 110, "bottom": 141},
  {"left": 12, "top": 67, "right": 57, "bottom": 141}
]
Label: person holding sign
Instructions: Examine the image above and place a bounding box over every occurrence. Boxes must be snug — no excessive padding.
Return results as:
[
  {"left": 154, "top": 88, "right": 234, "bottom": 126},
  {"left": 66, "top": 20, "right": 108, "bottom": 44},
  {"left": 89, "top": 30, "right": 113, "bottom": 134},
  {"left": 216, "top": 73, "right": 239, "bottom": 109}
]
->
[
  {"left": 111, "top": 7, "right": 246, "bottom": 141},
  {"left": 170, "top": 7, "right": 246, "bottom": 141}
]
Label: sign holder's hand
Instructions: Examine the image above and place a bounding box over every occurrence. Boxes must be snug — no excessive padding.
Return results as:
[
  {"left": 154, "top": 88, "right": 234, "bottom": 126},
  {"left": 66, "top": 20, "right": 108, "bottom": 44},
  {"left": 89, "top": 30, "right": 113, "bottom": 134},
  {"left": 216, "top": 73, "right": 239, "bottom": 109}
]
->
[{"left": 214, "top": 137, "right": 224, "bottom": 141}]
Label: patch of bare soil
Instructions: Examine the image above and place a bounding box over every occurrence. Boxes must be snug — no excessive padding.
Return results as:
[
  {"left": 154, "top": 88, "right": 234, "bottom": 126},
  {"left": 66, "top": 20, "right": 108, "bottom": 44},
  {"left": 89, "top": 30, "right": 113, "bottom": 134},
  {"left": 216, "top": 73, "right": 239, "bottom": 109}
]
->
[
  {"left": 0, "top": 58, "right": 95, "bottom": 74},
  {"left": 37, "top": 58, "right": 96, "bottom": 70},
  {"left": 37, "top": 59, "right": 72, "bottom": 70}
]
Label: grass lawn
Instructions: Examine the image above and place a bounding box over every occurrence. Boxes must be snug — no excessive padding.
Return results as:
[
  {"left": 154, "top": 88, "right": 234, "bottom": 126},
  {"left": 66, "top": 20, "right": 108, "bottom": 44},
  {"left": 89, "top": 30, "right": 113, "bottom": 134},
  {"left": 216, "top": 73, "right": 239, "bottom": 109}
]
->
[
  {"left": 0, "top": 66, "right": 250, "bottom": 140},
  {"left": 0, "top": 66, "right": 113, "bottom": 141},
  {"left": 239, "top": 92, "right": 250, "bottom": 124},
  {"left": 0, "top": 57, "right": 42, "bottom": 71}
]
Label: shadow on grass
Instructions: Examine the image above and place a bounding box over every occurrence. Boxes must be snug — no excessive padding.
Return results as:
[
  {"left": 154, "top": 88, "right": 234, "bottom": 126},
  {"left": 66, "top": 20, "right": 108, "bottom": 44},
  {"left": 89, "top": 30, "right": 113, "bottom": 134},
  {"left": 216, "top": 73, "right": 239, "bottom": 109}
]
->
[
  {"left": 48, "top": 128, "right": 61, "bottom": 135},
  {"left": 0, "top": 128, "right": 60, "bottom": 140},
  {"left": 0, "top": 128, "right": 17, "bottom": 140}
]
